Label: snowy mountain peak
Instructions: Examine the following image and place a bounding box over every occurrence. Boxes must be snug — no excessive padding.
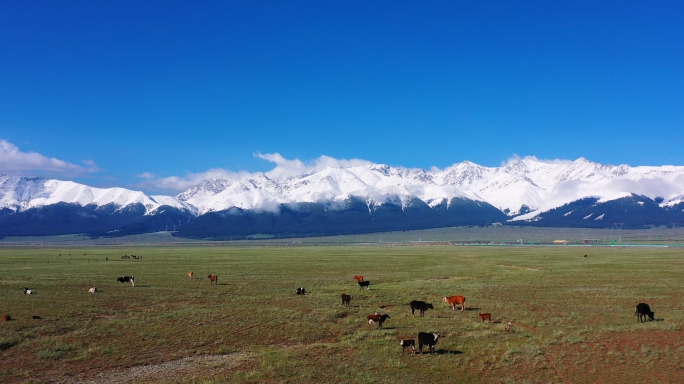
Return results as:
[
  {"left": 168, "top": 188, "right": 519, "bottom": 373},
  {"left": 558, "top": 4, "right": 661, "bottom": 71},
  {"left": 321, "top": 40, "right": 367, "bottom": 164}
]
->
[
  {"left": 0, "top": 174, "right": 194, "bottom": 215},
  {"left": 2, "top": 157, "right": 684, "bottom": 223}
]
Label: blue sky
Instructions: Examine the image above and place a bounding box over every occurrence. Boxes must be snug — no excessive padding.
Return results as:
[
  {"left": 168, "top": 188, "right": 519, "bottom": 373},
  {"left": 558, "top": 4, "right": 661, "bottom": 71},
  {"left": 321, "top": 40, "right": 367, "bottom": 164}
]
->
[{"left": 1, "top": 1, "right": 683, "bottom": 193}]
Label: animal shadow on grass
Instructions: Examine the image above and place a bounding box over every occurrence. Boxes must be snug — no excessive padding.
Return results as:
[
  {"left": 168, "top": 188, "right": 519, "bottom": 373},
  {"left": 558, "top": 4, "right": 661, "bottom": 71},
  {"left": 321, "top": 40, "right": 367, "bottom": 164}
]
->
[
  {"left": 436, "top": 350, "right": 462, "bottom": 355},
  {"left": 464, "top": 307, "right": 480, "bottom": 311},
  {"left": 0, "top": 341, "right": 18, "bottom": 351}
]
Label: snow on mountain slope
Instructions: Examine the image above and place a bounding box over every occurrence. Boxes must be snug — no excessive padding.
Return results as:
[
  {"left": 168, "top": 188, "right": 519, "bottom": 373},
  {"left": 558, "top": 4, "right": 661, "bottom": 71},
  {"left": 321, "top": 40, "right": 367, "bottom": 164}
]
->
[
  {"left": 0, "top": 175, "right": 195, "bottom": 214},
  {"left": 176, "top": 165, "right": 474, "bottom": 214},
  {"left": 3, "top": 157, "right": 684, "bottom": 220},
  {"left": 176, "top": 157, "right": 684, "bottom": 217}
]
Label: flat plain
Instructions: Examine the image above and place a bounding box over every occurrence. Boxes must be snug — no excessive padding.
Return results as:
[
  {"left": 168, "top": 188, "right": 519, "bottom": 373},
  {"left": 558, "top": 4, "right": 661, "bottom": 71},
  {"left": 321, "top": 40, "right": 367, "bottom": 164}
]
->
[{"left": 1, "top": 244, "right": 683, "bottom": 383}]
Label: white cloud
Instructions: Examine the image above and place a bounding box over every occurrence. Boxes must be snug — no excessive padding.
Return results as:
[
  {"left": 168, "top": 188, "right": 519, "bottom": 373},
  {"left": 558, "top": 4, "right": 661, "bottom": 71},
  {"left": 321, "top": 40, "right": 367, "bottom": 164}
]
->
[
  {"left": 0, "top": 139, "right": 98, "bottom": 177},
  {"left": 135, "top": 168, "right": 253, "bottom": 193},
  {"left": 137, "top": 152, "right": 374, "bottom": 193},
  {"left": 501, "top": 154, "right": 573, "bottom": 166},
  {"left": 256, "top": 152, "right": 372, "bottom": 179}
]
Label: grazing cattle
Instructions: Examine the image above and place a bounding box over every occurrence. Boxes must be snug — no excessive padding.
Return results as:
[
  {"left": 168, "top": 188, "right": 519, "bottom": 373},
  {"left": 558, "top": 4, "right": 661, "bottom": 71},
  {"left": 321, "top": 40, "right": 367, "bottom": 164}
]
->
[
  {"left": 409, "top": 301, "right": 434, "bottom": 317},
  {"left": 504, "top": 321, "right": 512, "bottom": 331},
  {"left": 358, "top": 281, "right": 370, "bottom": 290},
  {"left": 207, "top": 275, "right": 218, "bottom": 285},
  {"left": 354, "top": 275, "right": 364, "bottom": 282},
  {"left": 341, "top": 293, "right": 353, "bottom": 306},
  {"left": 418, "top": 332, "right": 440, "bottom": 354},
  {"left": 635, "top": 303, "right": 655, "bottom": 322},
  {"left": 32, "top": 315, "right": 41, "bottom": 320},
  {"left": 367, "top": 313, "right": 391, "bottom": 330},
  {"left": 117, "top": 276, "right": 135, "bottom": 287},
  {"left": 132, "top": 255, "right": 139, "bottom": 260},
  {"left": 400, "top": 339, "right": 416, "bottom": 354},
  {"left": 121, "top": 255, "right": 130, "bottom": 259},
  {"left": 1, "top": 315, "right": 10, "bottom": 321},
  {"left": 187, "top": 271, "right": 194, "bottom": 279},
  {"left": 478, "top": 313, "right": 491, "bottom": 322},
  {"left": 24, "top": 288, "right": 32, "bottom": 295},
  {"left": 295, "top": 287, "right": 306, "bottom": 295},
  {"left": 583, "top": 255, "right": 587, "bottom": 258},
  {"left": 443, "top": 295, "right": 466, "bottom": 311},
  {"left": 88, "top": 287, "right": 97, "bottom": 293}
]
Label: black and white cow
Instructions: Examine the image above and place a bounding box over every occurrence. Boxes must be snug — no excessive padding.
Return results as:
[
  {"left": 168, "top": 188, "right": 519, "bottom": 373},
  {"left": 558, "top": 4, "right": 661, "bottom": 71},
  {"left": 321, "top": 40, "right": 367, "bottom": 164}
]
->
[
  {"left": 410, "top": 301, "right": 434, "bottom": 317},
  {"left": 418, "top": 332, "right": 440, "bottom": 354},
  {"left": 295, "top": 287, "right": 306, "bottom": 295},
  {"left": 400, "top": 339, "right": 416, "bottom": 354},
  {"left": 358, "top": 281, "right": 370, "bottom": 290},
  {"left": 117, "top": 276, "right": 135, "bottom": 287},
  {"left": 635, "top": 303, "right": 655, "bottom": 322}
]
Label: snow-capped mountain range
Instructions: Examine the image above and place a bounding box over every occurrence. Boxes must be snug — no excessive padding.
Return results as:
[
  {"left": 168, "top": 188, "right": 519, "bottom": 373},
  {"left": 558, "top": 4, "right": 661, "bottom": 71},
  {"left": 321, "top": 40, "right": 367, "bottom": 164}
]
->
[
  {"left": 176, "top": 158, "right": 684, "bottom": 219},
  {"left": 1, "top": 157, "right": 684, "bottom": 238}
]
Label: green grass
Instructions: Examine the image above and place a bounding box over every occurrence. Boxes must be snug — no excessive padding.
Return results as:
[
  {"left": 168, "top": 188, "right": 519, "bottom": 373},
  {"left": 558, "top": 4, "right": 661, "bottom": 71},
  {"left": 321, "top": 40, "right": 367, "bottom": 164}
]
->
[{"left": 1, "top": 245, "right": 683, "bottom": 382}]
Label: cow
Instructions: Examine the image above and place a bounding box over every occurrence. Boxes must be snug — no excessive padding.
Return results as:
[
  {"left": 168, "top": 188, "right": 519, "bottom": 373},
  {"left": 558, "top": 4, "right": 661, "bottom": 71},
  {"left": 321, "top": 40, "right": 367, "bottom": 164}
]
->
[
  {"left": 341, "top": 293, "right": 353, "bottom": 306},
  {"left": 32, "top": 315, "right": 41, "bottom": 320},
  {"left": 207, "top": 275, "right": 218, "bottom": 285},
  {"left": 354, "top": 275, "right": 364, "bottom": 282},
  {"left": 358, "top": 281, "right": 370, "bottom": 290},
  {"left": 295, "top": 287, "right": 306, "bottom": 295},
  {"left": 635, "top": 303, "right": 655, "bottom": 322},
  {"left": 504, "top": 321, "right": 512, "bottom": 331},
  {"left": 1, "top": 315, "right": 10, "bottom": 321},
  {"left": 478, "top": 313, "right": 491, "bottom": 322},
  {"left": 400, "top": 339, "right": 416, "bottom": 354},
  {"left": 121, "top": 255, "right": 130, "bottom": 260},
  {"left": 187, "top": 271, "right": 194, "bottom": 279},
  {"left": 409, "top": 301, "right": 434, "bottom": 317},
  {"left": 24, "top": 288, "right": 32, "bottom": 295},
  {"left": 367, "top": 313, "right": 390, "bottom": 330},
  {"left": 418, "top": 332, "right": 440, "bottom": 354},
  {"left": 117, "top": 276, "right": 135, "bottom": 287},
  {"left": 443, "top": 295, "right": 466, "bottom": 311},
  {"left": 88, "top": 287, "right": 97, "bottom": 293}
]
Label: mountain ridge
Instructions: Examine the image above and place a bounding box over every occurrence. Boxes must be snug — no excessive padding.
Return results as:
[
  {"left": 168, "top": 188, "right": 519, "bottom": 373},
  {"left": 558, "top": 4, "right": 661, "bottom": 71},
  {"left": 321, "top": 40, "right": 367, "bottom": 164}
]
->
[{"left": 1, "top": 157, "right": 684, "bottom": 238}]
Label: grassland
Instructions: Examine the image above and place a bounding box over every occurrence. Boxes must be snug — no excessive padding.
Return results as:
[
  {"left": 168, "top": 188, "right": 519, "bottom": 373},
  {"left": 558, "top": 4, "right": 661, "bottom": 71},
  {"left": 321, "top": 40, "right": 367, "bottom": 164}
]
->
[{"left": 1, "top": 244, "right": 683, "bottom": 383}]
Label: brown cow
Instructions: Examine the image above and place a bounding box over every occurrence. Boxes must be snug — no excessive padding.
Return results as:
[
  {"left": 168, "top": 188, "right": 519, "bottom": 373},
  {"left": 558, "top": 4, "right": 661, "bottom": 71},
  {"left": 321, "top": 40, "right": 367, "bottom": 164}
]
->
[
  {"left": 207, "top": 275, "right": 218, "bottom": 285},
  {"left": 478, "top": 313, "right": 491, "bottom": 322},
  {"left": 341, "top": 293, "right": 353, "bottom": 306},
  {"left": 1, "top": 315, "right": 10, "bottom": 321},
  {"left": 187, "top": 271, "right": 194, "bottom": 279},
  {"left": 443, "top": 295, "right": 466, "bottom": 311},
  {"left": 367, "top": 313, "right": 390, "bottom": 330},
  {"left": 354, "top": 275, "right": 364, "bottom": 282}
]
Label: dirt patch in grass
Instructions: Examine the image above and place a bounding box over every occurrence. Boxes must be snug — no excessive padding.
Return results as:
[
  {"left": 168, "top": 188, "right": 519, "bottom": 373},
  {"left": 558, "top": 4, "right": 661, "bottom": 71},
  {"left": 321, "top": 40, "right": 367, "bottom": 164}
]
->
[
  {"left": 70, "top": 353, "right": 254, "bottom": 383},
  {"left": 544, "top": 330, "right": 684, "bottom": 383}
]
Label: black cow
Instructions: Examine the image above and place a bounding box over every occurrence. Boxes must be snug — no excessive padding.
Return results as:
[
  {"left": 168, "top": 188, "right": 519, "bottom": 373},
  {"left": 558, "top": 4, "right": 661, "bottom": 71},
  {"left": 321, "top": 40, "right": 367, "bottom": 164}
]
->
[
  {"left": 341, "top": 293, "right": 353, "bottom": 306},
  {"left": 418, "top": 332, "right": 440, "bottom": 354},
  {"left": 117, "top": 276, "right": 135, "bottom": 287},
  {"left": 358, "top": 281, "right": 370, "bottom": 290},
  {"left": 400, "top": 339, "right": 416, "bottom": 354},
  {"left": 410, "top": 301, "right": 434, "bottom": 317},
  {"left": 635, "top": 303, "right": 654, "bottom": 322},
  {"left": 295, "top": 287, "right": 306, "bottom": 295}
]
